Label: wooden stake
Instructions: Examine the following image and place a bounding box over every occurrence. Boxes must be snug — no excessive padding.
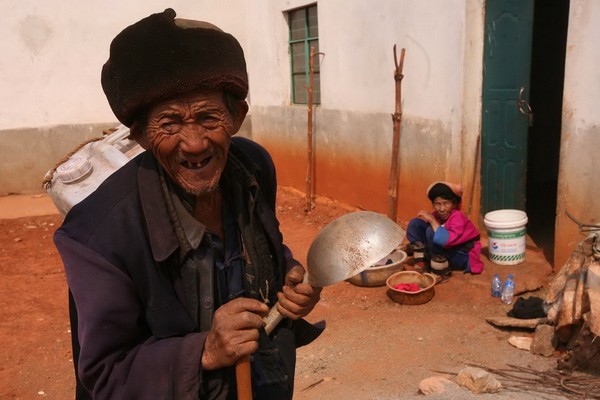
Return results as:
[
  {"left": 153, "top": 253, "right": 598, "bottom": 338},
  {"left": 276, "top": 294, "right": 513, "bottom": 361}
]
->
[
  {"left": 466, "top": 133, "right": 481, "bottom": 221},
  {"left": 388, "top": 45, "right": 405, "bottom": 221}
]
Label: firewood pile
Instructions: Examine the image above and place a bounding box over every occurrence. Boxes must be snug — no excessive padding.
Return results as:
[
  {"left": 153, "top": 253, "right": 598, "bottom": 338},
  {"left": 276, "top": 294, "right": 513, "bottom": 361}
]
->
[{"left": 545, "top": 232, "right": 600, "bottom": 372}]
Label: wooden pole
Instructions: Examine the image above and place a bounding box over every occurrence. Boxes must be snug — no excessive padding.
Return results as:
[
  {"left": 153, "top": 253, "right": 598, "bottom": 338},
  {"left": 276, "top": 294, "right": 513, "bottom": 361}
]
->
[
  {"left": 235, "top": 355, "right": 252, "bottom": 400},
  {"left": 466, "top": 133, "right": 481, "bottom": 221},
  {"left": 388, "top": 45, "right": 405, "bottom": 221},
  {"left": 305, "top": 46, "right": 316, "bottom": 212}
]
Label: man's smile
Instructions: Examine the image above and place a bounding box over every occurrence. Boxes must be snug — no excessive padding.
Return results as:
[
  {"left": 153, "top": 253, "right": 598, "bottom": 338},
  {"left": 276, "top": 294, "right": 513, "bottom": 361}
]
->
[{"left": 181, "top": 156, "right": 212, "bottom": 170}]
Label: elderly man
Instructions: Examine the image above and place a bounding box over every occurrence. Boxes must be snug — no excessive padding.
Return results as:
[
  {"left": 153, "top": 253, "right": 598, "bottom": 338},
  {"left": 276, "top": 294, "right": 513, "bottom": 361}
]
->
[{"left": 54, "top": 9, "right": 322, "bottom": 400}]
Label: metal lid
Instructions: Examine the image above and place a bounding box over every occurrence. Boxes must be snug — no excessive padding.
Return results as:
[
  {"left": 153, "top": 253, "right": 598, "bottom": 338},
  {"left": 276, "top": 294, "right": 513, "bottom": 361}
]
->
[{"left": 56, "top": 156, "right": 93, "bottom": 184}]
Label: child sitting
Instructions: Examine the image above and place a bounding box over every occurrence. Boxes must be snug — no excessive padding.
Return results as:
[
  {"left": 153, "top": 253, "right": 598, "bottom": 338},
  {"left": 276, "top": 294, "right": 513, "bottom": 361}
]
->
[{"left": 407, "top": 181, "right": 483, "bottom": 274}]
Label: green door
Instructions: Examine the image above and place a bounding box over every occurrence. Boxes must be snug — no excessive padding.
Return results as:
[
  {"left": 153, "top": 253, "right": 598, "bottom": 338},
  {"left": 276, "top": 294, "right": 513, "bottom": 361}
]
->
[{"left": 481, "top": 0, "right": 534, "bottom": 212}]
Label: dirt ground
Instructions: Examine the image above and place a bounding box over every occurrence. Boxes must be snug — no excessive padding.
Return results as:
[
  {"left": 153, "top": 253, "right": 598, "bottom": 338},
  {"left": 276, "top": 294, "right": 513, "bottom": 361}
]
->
[{"left": 0, "top": 188, "right": 572, "bottom": 399}]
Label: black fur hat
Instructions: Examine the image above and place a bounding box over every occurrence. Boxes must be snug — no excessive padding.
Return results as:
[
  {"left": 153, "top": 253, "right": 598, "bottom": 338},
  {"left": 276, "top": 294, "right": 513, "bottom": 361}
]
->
[
  {"left": 101, "top": 9, "right": 248, "bottom": 127},
  {"left": 427, "top": 182, "right": 462, "bottom": 204}
]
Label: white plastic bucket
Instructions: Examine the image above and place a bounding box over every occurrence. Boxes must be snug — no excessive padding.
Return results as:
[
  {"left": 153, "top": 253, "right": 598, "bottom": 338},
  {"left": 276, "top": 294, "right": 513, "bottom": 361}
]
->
[{"left": 483, "top": 209, "right": 528, "bottom": 265}]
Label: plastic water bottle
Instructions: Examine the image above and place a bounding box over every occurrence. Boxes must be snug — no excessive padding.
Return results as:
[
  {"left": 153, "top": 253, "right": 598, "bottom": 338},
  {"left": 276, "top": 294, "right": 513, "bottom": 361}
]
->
[
  {"left": 491, "top": 274, "right": 502, "bottom": 297},
  {"left": 501, "top": 274, "right": 515, "bottom": 304}
]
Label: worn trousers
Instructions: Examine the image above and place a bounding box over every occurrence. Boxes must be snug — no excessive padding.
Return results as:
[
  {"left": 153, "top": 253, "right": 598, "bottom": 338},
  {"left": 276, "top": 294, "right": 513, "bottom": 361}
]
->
[{"left": 406, "top": 218, "right": 470, "bottom": 271}]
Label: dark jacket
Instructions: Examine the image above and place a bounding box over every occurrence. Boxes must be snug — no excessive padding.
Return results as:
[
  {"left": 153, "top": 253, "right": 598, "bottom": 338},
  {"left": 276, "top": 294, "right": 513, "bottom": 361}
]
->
[{"left": 54, "top": 137, "right": 313, "bottom": 399}]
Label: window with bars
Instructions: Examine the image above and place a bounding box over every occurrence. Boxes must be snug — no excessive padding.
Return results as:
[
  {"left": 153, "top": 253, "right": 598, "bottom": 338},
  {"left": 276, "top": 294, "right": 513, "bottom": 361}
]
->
[{"left": 288, "top": 5, "right": 320, "bottom": 104}]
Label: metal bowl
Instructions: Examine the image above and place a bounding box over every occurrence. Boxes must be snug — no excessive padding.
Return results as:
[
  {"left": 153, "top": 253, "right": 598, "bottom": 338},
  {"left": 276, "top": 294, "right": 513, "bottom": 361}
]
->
[
  {"left": 306, "top": 211, "right": 406, "bottom": 287},
  {"left": 386, "top": 271, "right": 437, "bottom": 305},
  {"left": 346, "top": 249, "right": 408, "bottom": 287}
]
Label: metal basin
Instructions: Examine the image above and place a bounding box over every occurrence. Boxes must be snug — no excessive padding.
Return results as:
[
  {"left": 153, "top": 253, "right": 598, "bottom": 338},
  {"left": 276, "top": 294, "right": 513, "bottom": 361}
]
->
[{"left": 346, "top": 249, "right": 407, "bottom": 287}]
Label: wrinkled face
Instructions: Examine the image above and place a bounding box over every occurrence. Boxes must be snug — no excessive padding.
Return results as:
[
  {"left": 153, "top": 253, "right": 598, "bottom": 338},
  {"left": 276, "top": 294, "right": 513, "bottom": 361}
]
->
[
  {"left": 432, "top": 197, "right": 456, "bottom": 220},
  {"left": 141, "top": 90, "right": 243, "bottom": 196}
]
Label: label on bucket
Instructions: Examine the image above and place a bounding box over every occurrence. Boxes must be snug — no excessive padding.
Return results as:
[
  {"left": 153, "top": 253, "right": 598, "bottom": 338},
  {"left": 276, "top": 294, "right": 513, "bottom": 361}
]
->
[{"left": 488, "top": 229, "right": 526, "bottom": 264}]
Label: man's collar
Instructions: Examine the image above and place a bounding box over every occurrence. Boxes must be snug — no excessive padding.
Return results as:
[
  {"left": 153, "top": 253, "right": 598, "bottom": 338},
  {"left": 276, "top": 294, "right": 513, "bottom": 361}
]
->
[
  {"left": 169, "top": 188, "right": 205, "bottom": 251},
  {"left": 138, "top": 152, "right": 183, "bottom": 262}
]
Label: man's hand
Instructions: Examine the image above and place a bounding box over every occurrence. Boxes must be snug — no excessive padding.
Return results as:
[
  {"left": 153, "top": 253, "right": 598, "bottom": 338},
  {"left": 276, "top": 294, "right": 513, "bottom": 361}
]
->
[
  {"left": 201, "top": 298, "right": 269, "bottom": 370},
  {"left": 276, "top": 265, "right": 322, "bottom": 320}
]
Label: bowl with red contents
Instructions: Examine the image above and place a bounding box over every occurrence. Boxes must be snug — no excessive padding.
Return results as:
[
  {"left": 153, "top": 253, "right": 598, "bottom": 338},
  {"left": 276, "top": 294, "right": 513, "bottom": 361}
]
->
[{"left": 386, "top": 271, "right": 437, "bottom": 305}]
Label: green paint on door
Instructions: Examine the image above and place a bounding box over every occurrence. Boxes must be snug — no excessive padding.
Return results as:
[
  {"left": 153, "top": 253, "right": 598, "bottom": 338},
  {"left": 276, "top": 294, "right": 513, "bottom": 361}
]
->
[{"left": 482, "top": 0, "right": 534, "bottom": 212}]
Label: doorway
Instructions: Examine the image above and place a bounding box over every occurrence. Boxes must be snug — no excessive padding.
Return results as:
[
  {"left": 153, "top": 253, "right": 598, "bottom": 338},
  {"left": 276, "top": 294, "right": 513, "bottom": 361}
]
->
[
  {"left": 526, "top": 0, "right": 570, "bottom": 263},
  {"left": 481, "top": 0, "right": 534, "bottom": 213},
  {"left": 481, "top": 0, "right": 569, "bottom": 264}
]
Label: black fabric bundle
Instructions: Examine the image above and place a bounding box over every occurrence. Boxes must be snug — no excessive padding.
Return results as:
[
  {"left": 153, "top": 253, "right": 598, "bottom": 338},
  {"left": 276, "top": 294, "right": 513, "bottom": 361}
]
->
[{"left": 507, "top": 296, "right": 547, "bottom": 319}]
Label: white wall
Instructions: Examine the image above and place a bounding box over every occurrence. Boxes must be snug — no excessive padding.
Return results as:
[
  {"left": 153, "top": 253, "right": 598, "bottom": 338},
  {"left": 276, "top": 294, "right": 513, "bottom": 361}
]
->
[
  {"left": 0, "top": 0, "right": 471, "bottom": 132},
  {"left": 0, "top": 1, "right": 253, "bottom": 194},
  {"left": 321, "top": 0, "right": 465, "bottom": 122},
  {"left": 240, "top": 0, "right": 291, "bottom": 107},
  {"left": 1, "top": 0, "right": 474, "bottom": 205},
  {"left": 0, "top": 0, "right": 248, "bottom": 130},
  {"left": 555, "top": 0, "right": 600, "bottom": 267},
  {"left": 245, "top": 0, "right": 473, "bottom": 215},
  {"left": 562, "top": 1, "right": 600, "bottom": 122},
  {"left": 246, "top": 0, "right": 467, "bottom": 123}
]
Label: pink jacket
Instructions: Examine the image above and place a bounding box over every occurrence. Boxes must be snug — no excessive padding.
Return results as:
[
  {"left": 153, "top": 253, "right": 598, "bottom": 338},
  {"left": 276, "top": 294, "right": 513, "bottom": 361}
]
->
[{"left": 433, "top": 209, "right": 484, "bottom": 274}]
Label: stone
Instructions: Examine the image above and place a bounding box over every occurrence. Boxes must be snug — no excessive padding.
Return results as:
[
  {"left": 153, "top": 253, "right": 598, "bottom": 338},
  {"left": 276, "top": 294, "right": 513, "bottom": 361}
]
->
[
  {"left": 531, "top": 324, "right": 557, "bottom": 357},
  {"left": 486, "top": 316, "right": 547, "bottom": 329},
  {"left": 418, "top": 376, "right": 459, "bottom": 395},
  {"left": 508, "top": 335, "right": 533, "bottom": 350},
  {"left": 455, "top": 366, "right": 502, "bottom": 394}
]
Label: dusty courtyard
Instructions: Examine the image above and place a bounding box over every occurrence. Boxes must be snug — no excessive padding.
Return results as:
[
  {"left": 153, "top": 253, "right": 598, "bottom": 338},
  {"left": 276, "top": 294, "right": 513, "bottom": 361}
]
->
[{"left": 0, "top": 188, "right": 573, "bottom": 399}]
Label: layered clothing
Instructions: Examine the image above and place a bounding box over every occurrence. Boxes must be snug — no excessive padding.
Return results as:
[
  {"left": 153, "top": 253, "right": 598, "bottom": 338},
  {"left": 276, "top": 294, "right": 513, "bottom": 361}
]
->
[
  {"left": 407, "top": 209, "right": 483, "bottom": 274},
  {"left": 54, "top": 137, "right": 319, "bottom": 399}
]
